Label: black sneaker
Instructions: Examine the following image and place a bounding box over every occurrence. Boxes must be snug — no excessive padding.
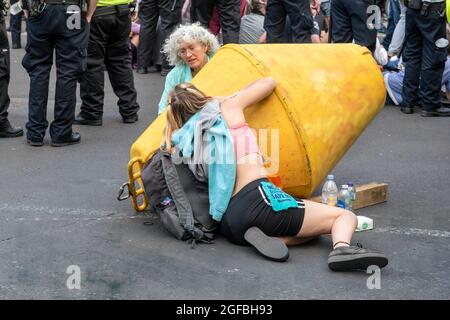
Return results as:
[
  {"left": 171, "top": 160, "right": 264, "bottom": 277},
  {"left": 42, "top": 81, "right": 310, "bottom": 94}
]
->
[
  {"left": 244, "top": 226, "right": 289, "bottom": 262},
  {"left": 328, "top": 243, "right": 388, "bottom": 271}
]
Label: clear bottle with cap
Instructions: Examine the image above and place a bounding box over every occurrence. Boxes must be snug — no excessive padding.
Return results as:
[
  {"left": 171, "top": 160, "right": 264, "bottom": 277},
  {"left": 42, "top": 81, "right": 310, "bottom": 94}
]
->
[
  {"left": 337, "top": 184, "right": 350, "bottom": 209},
  {"left": 347, "top": 183, "right": 356, "bottom": 211},
  {"left": 321, "top": 174, "right": 338, "bottom": 206}
]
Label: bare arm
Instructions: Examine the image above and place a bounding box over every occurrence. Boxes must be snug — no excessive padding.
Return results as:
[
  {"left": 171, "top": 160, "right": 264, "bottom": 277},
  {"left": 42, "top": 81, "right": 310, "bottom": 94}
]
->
[
  {"left": 220, "top": 77, "right": 276, "bottom": 127},
  {"left": 86, "top": 0, "right": 99, "bottom": 23}
]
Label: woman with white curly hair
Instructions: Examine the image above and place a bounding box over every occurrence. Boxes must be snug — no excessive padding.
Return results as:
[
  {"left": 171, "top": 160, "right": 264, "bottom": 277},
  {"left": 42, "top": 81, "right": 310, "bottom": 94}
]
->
[{"left": 158, "top": 23, "right": 220, "bottom": 115}]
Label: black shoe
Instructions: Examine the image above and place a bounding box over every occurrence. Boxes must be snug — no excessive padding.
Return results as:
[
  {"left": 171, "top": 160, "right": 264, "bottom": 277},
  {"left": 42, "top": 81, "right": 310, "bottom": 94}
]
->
[
  {"left": 147, "top": 65, "right": 161, "bottom": 73},
  {"left": 123, "top": 114, "right": 139, "bottom": 124},
  {"left": 244, "top": 226, "right": 289, "bottom": 262},
  {"left": 421, "top": 106, "right": 450, "bottom": 117},
  {"left": 73, "top": 113, "right": 102, "bottom": 126},
  {"left": 400, "top": 106, "right": 414, "bottom": 114},
  {"left": 160, "top": 68, "right": 172, "bottom": 77},
  {"left": 27, "top": 138, "right": 44, "bottom": 147},
  {"left": 11, "top": 43, "right": 21, "bottom": 49},
  {"left": 136, "top": 67, "right": 148, "bottom": 74},
  {"left": 51, "top": 132, "right": 81, "bottom": 147},
  {"left": 0, "top": 125, "right": 24, "bottom": 138},
  {"left": 328, "top": 244, "right": 388, "bottom": 271}
]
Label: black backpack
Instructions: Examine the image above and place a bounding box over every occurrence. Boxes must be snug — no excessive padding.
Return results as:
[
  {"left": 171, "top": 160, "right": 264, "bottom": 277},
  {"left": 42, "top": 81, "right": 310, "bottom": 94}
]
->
[{"left": 141, "top": 149, "right": 218, "bottom": 243}]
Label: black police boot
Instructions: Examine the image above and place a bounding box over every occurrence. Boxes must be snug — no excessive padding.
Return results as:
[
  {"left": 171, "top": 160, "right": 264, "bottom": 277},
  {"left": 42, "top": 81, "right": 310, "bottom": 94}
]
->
[
  {"left": 122, "top": 114, "right": 139, "bottom": 124},
  {"left": 51, "top": 132, "right": 81, "bottom": 147},
  {"left": 0, "top": 122, "right": 24, "bottom": 138},
  {"left": 421, "top": 106, "right": 450, "bottom": 117},
  {"left": 73, "top": 113, "right": 102, "bottom": 126},
  {"left": 328, "top": 243, "right": 388, "bottom": 271}
]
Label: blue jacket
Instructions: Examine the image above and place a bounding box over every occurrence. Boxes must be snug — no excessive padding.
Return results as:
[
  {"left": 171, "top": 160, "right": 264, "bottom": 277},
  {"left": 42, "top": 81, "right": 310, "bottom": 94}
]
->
[{"left": 171, "top": 100, "right": 236, "bottom": 222}]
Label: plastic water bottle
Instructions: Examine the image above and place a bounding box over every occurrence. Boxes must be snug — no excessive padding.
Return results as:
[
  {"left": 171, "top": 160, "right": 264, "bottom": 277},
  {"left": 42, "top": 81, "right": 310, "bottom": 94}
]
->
[
  {"left": 9, "top": 1, "right": 22, "bottom": 15},
  {"left": 347, "top": 183, "right": 356, "bottom": 211},
  {"left": 337, "top": 184, "right": 350, "bottom": 209},
  {"left": 356, "top": 216, "right": 373, "bottom": 232},
  {"left": 321, "top": 174, "right": 338, "bottom": 206}
]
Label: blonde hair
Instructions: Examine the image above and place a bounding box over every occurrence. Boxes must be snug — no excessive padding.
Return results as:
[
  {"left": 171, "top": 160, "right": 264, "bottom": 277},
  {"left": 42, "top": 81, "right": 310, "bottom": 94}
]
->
[
  {"left": 163, "top": 23, "right": 220, "bottom": 66},
  {"left": 164, "top": 83, "right": 212, "bottom": 152}
]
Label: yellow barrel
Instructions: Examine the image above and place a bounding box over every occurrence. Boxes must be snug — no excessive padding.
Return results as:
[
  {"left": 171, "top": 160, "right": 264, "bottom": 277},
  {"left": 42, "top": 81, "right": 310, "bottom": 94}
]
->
[{"left": 128, "top": 44, "right": 386, "bottom": 211}]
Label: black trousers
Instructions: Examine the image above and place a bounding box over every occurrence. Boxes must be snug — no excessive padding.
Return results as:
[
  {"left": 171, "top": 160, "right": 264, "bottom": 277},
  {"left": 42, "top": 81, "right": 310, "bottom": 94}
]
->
[
  {"left": 330, "top": 0, "right": 377, "bottom": 53},
  {"left": 79, "top": 10, "right": 140, "bottom": 120},
  {"left": 22, "top": 5, "right": 89, "bottom": 141},
  {"left": 190, "top": 0, "right": 240, "bottom": 44},
  {"left": 0, "top": 16, "right": 11, "bottom": 128},
  {"left": 9, "top": 0, "right": 22, "bottom": 46},
  {"left": 137, "top": 0, "right": 182, "bottom": 69},
  {"left": 264, "top": 0, "right": 313, "bottom": 44},
  {"left": 401, "top": 6, "right": 447, "bottom": 111}
]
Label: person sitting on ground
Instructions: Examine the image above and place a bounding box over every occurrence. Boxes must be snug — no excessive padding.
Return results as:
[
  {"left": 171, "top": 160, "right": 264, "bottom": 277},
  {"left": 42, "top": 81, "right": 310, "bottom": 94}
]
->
[
  {"left": 158, "top": 23, "right": 220, "bottom": 115},
  {"left": 384, "top": 47, "right": 450, "bottom": 108},
  {"left": 163, "top": 77, "right": 389, "bottom": 271},
  {"left": 239, "top": 0, "right": 266, "bottom": 44}
]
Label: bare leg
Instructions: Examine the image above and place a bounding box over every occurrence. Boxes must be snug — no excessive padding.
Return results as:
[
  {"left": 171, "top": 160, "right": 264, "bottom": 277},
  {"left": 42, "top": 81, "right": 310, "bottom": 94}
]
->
[{"left": 279, "top": 200, "right": 357, "bottom": 248}]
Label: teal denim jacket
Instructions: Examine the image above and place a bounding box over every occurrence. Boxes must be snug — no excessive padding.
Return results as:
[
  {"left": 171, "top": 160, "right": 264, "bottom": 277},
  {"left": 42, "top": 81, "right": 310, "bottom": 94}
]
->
[{"left": 171, "top": 100, "right": 236, "bottom": 222}]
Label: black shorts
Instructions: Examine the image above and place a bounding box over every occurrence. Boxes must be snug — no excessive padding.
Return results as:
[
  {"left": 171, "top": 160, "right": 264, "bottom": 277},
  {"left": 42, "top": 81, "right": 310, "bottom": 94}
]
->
[{"left": 220, "top": 178, "right": 305, "bottom": 245}]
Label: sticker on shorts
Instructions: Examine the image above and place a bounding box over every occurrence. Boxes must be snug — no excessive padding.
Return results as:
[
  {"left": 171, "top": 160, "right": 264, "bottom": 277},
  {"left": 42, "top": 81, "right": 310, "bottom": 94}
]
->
[{"left": 260, "top": 181, "right": 299, "bottom": 212}]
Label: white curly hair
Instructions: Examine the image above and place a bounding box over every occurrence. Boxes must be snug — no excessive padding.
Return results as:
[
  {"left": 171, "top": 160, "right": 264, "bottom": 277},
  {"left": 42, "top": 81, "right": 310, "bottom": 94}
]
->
[{"left": 163, "top": 23, "right": 220, "bottom": 66}]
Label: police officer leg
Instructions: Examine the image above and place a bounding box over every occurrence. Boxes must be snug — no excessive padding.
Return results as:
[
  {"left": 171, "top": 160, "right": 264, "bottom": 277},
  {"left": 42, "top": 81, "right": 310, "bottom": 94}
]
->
[
  {"left": 79, "top": 14, "right": 108, "bottom": 123},
  {"left": 418, "top": 10, "right": 448, "bottom": 115},
  {"left": 22, "top": 11, "right": 54, "bottom": 143},
  {"left": 348, "top": 0, "right": 377, "bottom": 53},
  {"left": 137, "top": 0, "right": 159, "bottom": 72},
  {"left": 0, "top": 17, "right": 22, "bottom": 137},
  {"left": 401, "top": 7, "right": 422, "bottom": 114},
  {"left": 159, "top": 0, "right": 182, "bottom": 72},
  {"left": 330, "top": 0, "right": 353, "bottom": 44},
  {"left": 190, "top": 0, "right": 215, "bottom": 29},
  {"left": 216, "top": 0, "right": 241, "bottom": 44},
  {"left": 264, "top": 0, "right": 288, "bottom": 43},
  {"left": 284, "top": 0, "right": 313, "bottom": 43},
  {"left": 105, "top": 11, "right": 140, "bottom": 121},
  {"left": 50, "top": 7, "right": 89, "bottom": 144}
]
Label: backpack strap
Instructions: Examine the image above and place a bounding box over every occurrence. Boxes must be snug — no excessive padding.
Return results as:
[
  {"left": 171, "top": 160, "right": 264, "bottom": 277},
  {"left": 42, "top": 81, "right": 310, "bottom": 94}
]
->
[{"left": 160, "top": 153, "right": 205, "bottom": 241}]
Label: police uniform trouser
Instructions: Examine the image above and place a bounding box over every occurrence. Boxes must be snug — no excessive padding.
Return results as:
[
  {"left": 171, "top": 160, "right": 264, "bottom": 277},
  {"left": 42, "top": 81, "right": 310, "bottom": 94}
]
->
[
  {"left": 9, "top": 0, "right": 23, "bottom": 46},
  {"left": 190, "top": 0, "right": 241, "bottom": 44},
  {"left": 22, "top": 4, "right": 89, "bottom": 142},
  {"left": 401, "top": 5, "right": 447, "bottom": 111},
  {"left": 330, "top": 0, "right": 378, "bottom": 53},
  {"left": 79, "top": 8, "right": 140, "bottom": 120},
  {"left": 0, "top": 15, "right": 11, "bottom": 129},
  {"left": 264, "top": 0, "right": 313, "bottom": 44},
  {"left": 137, "top": 0, "right": 182, "bottom": 69}
]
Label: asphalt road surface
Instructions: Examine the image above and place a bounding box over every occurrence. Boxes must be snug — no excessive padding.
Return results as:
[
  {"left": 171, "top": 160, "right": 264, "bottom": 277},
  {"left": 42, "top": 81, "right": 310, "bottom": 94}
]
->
[{"left": 1, "top": 34, "right": 449, "bottom": 300}]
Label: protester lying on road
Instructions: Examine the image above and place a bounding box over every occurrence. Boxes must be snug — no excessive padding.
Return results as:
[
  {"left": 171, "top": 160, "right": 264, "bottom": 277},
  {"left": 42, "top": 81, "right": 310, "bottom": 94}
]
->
[
  {"left": 158, "top": 23, "right": 220, "bottom": 115},
  {"left": 162, "top": 77, "right": 389, "bottom": 271}
]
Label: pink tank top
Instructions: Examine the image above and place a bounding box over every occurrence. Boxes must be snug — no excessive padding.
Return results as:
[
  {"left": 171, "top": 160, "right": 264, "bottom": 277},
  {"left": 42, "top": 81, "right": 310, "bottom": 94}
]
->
[{"left": 229, "top": 123, "right": 260, "bottom": 161}]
